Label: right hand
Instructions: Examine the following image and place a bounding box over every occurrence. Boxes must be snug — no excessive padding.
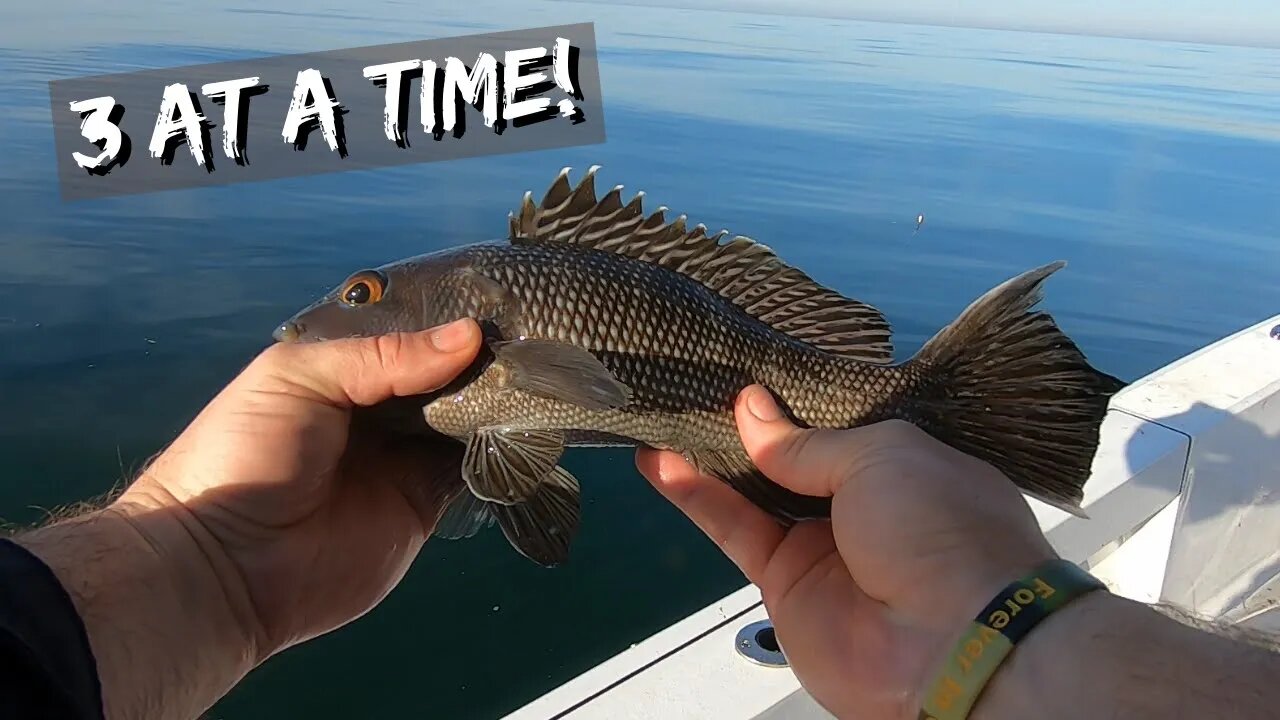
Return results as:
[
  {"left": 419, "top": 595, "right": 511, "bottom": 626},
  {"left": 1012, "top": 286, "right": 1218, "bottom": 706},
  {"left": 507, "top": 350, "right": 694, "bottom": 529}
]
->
[{"left": 636, "top": 385, "right": 1058, "bottom": 720}]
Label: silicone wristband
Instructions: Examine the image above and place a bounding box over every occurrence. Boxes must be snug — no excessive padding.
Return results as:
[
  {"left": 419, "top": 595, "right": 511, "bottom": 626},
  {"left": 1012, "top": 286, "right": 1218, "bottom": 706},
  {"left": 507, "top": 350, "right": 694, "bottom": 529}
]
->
[{"left": 917, "top": 558, "right": 1107, "bottom": 720}]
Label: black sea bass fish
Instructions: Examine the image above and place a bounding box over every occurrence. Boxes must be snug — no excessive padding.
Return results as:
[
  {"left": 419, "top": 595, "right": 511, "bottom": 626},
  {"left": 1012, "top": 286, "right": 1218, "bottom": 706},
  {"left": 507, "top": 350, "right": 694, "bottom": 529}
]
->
[{"left": 273, "top": 167, "right": 1125, "bottom": 567}]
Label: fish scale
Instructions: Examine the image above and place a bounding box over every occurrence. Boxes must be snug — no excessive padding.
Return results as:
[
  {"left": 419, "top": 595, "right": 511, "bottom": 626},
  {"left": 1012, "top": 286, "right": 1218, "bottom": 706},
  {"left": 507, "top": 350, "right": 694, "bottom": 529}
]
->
[{"left": 274, "top": 167, "right": 1125, "bottom": 567}]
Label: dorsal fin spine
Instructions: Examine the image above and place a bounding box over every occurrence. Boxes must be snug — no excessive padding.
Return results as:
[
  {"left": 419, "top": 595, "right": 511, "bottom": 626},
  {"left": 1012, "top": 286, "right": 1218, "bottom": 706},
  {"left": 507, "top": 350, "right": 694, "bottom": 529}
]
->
[{"left": 508, "top": 168, "right": 895, "bottom": 363}]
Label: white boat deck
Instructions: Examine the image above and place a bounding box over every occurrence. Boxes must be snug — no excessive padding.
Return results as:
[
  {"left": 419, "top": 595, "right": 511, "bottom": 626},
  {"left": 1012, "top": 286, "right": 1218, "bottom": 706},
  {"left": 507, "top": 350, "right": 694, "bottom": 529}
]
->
[{"left": 506, "top": 314, "right": 1280, "bottom": 720}]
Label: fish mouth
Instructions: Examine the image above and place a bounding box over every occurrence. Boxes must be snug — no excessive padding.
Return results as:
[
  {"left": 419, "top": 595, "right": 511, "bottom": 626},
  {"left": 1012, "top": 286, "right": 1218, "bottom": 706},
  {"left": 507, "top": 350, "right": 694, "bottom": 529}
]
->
[{"left": 272, "top": 320, "right": 305, "bottom": 343}]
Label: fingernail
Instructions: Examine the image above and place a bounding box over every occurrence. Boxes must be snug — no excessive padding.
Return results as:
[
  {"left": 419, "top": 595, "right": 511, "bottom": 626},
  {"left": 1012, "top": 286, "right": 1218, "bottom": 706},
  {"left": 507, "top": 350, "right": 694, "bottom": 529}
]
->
[
  {"left": 744, "top": 386, "right": 783, "bottom": 422},
  {"left": 429, "top": 319, "right": 474, "bottom": 352}
]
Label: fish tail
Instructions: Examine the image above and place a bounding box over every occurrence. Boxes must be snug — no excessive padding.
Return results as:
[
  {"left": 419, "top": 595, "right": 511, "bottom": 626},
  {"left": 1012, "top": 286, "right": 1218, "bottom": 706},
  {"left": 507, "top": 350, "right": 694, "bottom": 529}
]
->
[{"left": 905, "top": 261, "right": 1125, "bottom": 515}]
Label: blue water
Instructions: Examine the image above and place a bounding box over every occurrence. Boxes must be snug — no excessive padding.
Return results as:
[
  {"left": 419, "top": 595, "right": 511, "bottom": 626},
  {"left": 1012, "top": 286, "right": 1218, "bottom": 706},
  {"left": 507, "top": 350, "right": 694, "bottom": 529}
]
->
[{"left": 2, "top": 2, "right": 1278, "bottom": 718}]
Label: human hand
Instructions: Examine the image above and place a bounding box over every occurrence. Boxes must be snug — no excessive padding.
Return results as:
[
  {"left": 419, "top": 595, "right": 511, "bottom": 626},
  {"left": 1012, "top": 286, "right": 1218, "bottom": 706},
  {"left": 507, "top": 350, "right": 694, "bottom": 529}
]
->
[
  {"left": 637, "top": 385, "right": 1057, "bottom": 720},
  {"left": 120, "top": 318, "right": 482, "bottom": 658}
]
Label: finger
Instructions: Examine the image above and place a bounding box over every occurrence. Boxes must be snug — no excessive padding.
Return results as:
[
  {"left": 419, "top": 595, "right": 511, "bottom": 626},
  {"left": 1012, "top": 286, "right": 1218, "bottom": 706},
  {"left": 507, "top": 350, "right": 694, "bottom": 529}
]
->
[
  {"left": 343, "top": 424, "right": 466, "bottom": 532},
  {"left": 403, "top": 440, "right": 466, "bottom": 532},
  {"left": 256, "top": 318, "right": 482, "bottom": 407},
  {"left": 636, "top": 447, "right": 785, "bottom": 584},
  {"left": 734, "top": 385, "right": 886, "bottom": 498},
  {"left": 761, "top": 519, "right": 838, "bottom": 592}
]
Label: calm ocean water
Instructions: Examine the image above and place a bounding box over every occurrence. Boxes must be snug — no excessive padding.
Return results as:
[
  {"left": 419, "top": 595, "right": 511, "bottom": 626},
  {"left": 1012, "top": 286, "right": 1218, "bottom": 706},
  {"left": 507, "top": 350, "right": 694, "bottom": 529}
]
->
[{"left": 1, "top": 2, "right": 1278, "bottom": 718}]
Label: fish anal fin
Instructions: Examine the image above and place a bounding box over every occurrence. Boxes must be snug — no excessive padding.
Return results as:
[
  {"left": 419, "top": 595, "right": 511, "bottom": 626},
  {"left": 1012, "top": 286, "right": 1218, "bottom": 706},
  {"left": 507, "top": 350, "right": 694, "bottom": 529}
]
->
[
  {"left": 509, "top": 167, "right": 894, "bottom": 363},
  {"left": 491, "top": 465, "right": 582, "bottom": 567},
  {"left": 462, "top": 428, "right": 565, "bottom": 504},
  {"left": 684, "top": 449, "right": 831, "bottom": 526},
  {"left": 492, "top": 338, "right": 632, "bottom": 411}
]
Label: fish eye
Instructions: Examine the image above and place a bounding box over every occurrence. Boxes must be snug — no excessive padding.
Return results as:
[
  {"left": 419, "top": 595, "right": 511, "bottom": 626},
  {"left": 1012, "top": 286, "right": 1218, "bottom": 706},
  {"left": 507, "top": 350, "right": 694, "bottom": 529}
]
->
[{"left": 340, "top": 270, "right": 387, "bottom": 307}]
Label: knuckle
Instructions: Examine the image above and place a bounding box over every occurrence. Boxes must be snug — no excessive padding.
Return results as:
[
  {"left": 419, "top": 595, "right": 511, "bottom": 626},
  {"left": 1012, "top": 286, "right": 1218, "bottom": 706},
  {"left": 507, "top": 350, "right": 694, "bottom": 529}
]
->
[
  {"left": 868, "top": 418, "right": 926, "bottom": 447},
  {"left": 255, "top": 341, "right": 293, "bottom": 369},
  {"left": 879, "top": 418, "right": 912, "bottom": 431},
  {"left": 242, "top": 343, "right": 296, "bottom": 387},
  {"left": 781, "top": 427, "right": 819, "bottom": 466},
  {"left": 370, "top": 332, "right": 407, "bottom": 374}
]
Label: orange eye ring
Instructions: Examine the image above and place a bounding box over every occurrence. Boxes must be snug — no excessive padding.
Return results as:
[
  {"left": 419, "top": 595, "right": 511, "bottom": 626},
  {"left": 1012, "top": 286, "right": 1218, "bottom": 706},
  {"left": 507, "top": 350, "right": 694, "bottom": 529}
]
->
[{"left": 339, "top": 270, "right": 387, "bottom": 307}]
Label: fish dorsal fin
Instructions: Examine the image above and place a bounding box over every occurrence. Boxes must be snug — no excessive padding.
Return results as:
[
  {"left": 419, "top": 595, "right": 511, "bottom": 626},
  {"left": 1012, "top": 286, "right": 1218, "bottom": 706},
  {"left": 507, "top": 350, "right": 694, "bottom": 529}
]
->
[{"left": 509, "top": 167, "right": 893, "bottom": 363}]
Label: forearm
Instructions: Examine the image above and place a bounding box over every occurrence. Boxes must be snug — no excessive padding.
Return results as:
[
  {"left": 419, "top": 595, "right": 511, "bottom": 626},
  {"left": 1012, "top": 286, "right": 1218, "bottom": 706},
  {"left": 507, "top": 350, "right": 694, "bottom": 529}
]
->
[
  {"left": 13, "top": 486, "right": 260, "bottom": 720},
  {"left": 972, "top": 590, "right": 1280, "bottom": 719}
]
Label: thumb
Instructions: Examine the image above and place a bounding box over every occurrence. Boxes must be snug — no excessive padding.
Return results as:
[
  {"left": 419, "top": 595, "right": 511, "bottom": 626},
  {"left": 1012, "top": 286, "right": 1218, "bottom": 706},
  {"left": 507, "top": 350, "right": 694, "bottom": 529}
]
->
[
  {"left": 254, "top": 318, "right": 483, "bottom": 407},
  {"left": 734, "top": 385, "right": 863, "bottom": 498}
]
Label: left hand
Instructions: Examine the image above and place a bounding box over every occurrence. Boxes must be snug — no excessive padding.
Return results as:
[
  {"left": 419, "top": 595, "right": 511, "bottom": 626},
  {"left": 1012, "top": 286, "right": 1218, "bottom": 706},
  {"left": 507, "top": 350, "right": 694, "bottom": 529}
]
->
[
  {"left": 122, "top": 318, "right": 482, "bottom": 658},
  {"left": 637, "top": 386, "right": 1056, "bottom": 719}
]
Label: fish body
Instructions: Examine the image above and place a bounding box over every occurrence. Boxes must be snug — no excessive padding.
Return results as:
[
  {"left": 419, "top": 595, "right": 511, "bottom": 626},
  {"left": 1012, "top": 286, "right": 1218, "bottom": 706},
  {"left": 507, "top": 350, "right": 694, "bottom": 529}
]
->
[
  {"left": 398, "top": 241, "right": 905, "bottom": 446},
  {"left": 275, "top": 167, "right": 1125, "bottom": 567}
]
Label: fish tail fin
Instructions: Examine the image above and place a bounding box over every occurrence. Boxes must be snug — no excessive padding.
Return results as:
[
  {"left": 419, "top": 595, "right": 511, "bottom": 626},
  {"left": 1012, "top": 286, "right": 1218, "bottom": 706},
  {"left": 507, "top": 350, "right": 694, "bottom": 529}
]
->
[{"left": 905, "top": 261, "right": 1125, "bottom": 515}]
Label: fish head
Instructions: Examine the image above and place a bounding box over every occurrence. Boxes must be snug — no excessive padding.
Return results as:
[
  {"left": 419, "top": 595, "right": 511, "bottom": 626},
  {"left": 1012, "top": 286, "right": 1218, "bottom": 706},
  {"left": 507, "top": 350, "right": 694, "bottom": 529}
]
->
[{"left": 273, "top": 250, "right": 469, "bottom": 343}]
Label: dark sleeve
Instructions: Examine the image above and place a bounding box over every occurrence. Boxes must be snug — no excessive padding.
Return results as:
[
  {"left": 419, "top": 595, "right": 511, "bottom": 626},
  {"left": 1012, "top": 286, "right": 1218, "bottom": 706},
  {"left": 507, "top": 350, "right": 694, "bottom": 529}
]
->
[{"left": 0, "top": 538, "right": 105, "bottom": 720}]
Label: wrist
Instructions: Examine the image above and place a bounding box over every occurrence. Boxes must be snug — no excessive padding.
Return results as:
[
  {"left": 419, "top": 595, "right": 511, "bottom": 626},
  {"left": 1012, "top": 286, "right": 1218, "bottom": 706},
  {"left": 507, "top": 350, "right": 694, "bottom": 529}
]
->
[
  {"left": 116, "top": 478, "right": 268, "bottom": 661},
  {"left": 917, "top": 558, "right": 1107, "bottom": 720},
  {"left": 967, "top": 588, "right": 1112, "bottom": 720},
  {"left": 14, "top": 484, "right": 262, "bottom": 720}
]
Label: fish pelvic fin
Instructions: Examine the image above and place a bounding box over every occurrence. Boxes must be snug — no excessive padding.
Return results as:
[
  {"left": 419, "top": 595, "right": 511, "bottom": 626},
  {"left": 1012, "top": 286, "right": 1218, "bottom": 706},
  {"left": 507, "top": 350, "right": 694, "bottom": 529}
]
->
[
  {"left": 433, "top": 486, "right": 494, "bottom": 539},
  {"left": 509, "top": 167, "right": 894, "bottom": 364},
  {"left": 684, "top": 448, "right": 831, "bottom": 525},
  {"left": 490, "top": 465, "right": 582, "bottom": 567},
  {"left": 431, "top": 465, "right": 583, "bottom": 568},
  {"left": 463, "top": 428, "right": 566, "bottom": 504},
  {"left": 906, "top": 261, "right": 1126, "bottom": 515}
]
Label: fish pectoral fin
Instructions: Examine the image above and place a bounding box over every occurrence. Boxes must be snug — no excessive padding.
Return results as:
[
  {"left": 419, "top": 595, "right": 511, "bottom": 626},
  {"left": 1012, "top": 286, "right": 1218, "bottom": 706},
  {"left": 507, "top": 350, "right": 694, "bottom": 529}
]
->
[
  {"left": 432, "top": 487, "right": 495, "bottom": 540},
  {"left": 463, "top": 428, "right": 566, "bottom": 504},
  {"left": 684, "top": 449, "right": 831, "bottom": 526},
  {"left": 491, "top": 465, "right": 582, "bottom": 568},
  {"left": 492, "top": 338, "right": 632, "bottom": 411}
]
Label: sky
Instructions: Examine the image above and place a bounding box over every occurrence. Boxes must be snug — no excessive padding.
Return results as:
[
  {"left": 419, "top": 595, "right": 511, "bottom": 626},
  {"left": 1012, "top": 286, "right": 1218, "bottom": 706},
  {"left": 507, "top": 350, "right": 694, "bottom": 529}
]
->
[{"left": 594, "top": 0, "right": 1280, "bottom": 48}]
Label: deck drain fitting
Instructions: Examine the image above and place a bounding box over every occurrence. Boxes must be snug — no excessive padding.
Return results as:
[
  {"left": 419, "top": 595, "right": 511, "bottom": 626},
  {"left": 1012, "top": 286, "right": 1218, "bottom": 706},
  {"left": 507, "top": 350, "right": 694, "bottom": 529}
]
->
[
  {"left": 1271, "top": 324, "right": 1280, "bottom": 340},
  {"left": 735, "top": 619, "right": 788, "bottom": 667}
]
